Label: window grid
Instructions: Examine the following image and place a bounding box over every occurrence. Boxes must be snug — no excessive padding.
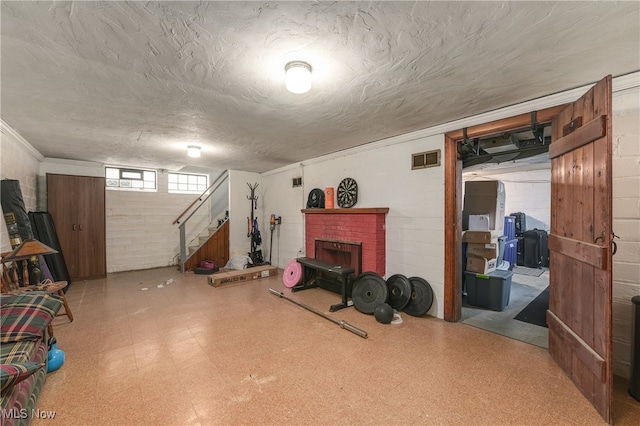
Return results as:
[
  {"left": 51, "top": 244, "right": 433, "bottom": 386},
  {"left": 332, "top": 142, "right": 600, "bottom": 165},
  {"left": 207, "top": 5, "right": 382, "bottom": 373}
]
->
[
  {"left": 168, "top": 173, "right": 208, "bottom": 194},
  {"left": 105, "top": 167, "right": 157, "bottom": 191}
]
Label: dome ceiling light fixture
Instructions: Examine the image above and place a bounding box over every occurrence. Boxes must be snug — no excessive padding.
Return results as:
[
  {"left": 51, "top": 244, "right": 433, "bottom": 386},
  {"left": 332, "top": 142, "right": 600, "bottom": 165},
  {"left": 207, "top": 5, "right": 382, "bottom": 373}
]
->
[
  {"left": 285, "top": 61, "right": 312, "bottom": 94},
  {"left": 187, "top": 145, "right": 201, "bottom": 158}
]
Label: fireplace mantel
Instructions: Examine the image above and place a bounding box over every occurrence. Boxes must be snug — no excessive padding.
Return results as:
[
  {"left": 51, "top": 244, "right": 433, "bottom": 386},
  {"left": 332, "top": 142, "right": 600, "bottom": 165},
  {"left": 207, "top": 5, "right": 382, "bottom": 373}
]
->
[{"left": 301, "top": 208, "right": 389, "bottom": 214}]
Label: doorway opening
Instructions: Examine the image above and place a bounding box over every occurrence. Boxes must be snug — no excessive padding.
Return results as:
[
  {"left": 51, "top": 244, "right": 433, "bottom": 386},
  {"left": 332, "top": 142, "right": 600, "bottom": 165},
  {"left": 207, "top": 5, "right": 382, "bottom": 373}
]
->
[
  {"left": 443, "top": 104, "right": 566, "bottom": 325},
  {"left": 457, "top": 126, "right": 552, "bottom": 347}
]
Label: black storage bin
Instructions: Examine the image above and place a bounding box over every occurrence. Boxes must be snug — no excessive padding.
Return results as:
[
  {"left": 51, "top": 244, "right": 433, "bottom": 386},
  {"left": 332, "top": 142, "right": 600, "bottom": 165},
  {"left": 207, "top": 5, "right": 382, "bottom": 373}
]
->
[
  {"left": 464, "top": 270, "right": 512, "bottom": 311},
  {"left": 630, "top": 296, "right": 640, "bottom": 402}
]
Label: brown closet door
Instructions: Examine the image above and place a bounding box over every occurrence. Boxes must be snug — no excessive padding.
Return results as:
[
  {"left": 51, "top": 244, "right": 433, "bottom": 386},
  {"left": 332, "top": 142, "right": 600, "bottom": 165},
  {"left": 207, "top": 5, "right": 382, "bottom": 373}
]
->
[
  {"left": 47, "top": 174, "right": 80, "bottom": 278},
  {"left": 76, "top": 176, "right": 106, "bottom": 280},
  {"left": 47, "top": 174, "right": 106, "bottom": 281},
  {"left": 547, "top": 75, "right": 613, "bottom": 423}
]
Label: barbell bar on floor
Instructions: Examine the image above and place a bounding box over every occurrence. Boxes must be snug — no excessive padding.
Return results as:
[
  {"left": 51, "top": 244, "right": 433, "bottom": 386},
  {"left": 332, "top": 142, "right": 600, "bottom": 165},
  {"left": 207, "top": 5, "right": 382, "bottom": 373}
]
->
[{"left": 268, "top": 288, "right": 368, "bottom": 339}]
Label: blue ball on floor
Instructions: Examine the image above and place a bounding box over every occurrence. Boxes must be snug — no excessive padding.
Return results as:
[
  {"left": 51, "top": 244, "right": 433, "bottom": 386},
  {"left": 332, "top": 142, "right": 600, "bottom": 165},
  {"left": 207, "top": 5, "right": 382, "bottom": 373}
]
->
[{"left": 47, "top": 344, "right": 65, "bottom": 373}]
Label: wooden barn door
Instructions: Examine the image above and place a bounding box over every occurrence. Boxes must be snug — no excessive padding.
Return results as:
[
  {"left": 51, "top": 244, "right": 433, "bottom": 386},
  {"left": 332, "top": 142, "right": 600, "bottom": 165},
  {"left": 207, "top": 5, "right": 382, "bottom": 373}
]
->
[{"left": 547, "top": 75, "right": 613, "bottom": 423}]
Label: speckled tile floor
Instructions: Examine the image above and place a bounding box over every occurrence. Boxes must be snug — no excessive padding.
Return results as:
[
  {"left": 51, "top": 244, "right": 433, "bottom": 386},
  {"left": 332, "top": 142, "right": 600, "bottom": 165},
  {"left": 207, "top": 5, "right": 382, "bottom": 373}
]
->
[
  {"left": 32, "top": 266, "right": 640, "bottom": 425},
  {"left": 461, "top": 269, "right": 550, "bottom": 348}
]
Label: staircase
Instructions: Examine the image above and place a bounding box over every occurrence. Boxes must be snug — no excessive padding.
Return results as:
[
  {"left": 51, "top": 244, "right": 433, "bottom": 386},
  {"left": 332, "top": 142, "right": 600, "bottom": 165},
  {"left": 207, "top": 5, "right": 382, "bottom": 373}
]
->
[
  {"left": 188, "top": 212, "right": 228, "bottom": 256},
  {"left": 182, "top": 213, "right": 229, "bottom": 272},
  {"left": 174, "top": 170, "right": 229, "bottom": 272}
]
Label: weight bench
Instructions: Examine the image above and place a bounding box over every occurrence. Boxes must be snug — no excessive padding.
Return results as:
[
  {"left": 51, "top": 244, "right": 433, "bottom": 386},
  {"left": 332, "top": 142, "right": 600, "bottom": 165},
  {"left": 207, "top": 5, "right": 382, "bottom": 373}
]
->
[{"left": 291, "top": 257, "right": 355, "bottom": 312}]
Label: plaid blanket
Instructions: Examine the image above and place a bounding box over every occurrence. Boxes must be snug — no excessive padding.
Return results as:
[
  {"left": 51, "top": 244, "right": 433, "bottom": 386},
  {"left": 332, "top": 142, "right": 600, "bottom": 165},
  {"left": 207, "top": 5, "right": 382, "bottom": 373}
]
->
[
  {"left": 1, "top": 292, "right": 61, "bottom": 426},
  {"left": 1, "top": 292, "right": 62, "bottom": 344}
]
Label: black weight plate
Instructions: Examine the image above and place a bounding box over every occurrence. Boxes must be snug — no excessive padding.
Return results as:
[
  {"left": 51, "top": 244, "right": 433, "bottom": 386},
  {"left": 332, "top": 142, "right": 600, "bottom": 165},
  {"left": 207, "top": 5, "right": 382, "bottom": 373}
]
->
[
  {"left": 404, "top": 276, "right": 434, "bottom": 317},
  {"left": 352, "top": 272, "right": 388, "bottom": 314},
  {"left": 386, "top": 274, "right": 412, "bottom": 310}
]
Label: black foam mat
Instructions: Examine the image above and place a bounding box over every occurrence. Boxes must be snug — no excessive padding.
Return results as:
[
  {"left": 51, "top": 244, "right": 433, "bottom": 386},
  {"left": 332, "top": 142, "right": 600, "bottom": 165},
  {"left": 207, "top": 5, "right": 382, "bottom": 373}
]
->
[{"left": 514, "top": 286, "right": 549, "bottom": 327}]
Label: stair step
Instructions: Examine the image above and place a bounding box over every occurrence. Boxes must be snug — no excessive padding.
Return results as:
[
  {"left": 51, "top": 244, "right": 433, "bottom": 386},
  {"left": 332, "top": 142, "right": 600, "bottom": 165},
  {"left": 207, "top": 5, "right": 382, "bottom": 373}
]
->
[
  {"left": 192, "top": 221, "right": 226, "bottom": 252},
  {"left": 179, "top": 207, "right": 228, "bottom": 269}
]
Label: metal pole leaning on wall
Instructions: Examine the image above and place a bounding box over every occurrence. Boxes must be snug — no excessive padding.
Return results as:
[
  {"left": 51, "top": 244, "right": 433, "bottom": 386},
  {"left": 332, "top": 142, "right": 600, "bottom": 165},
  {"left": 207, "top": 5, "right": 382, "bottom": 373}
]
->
[
  {"left": 179, "top": 224, "right": 186, "bottom": 273},
  {"left": 269, "top": 288, "right": 368, "bottom": 339}
]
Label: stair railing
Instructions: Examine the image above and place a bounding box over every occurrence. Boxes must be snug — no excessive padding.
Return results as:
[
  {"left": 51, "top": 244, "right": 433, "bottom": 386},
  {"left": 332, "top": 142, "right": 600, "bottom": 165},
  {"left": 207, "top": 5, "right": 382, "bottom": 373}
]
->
[
  {"left": 172, "top": 170, "right": 228, "bottom": 225},
  {"left": 175, "top": 170, "right": 229, "bottom": 272}
]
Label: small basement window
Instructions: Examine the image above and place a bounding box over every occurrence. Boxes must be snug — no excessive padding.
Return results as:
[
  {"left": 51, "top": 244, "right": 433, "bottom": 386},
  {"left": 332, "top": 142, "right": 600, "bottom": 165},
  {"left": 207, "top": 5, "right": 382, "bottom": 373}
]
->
[
  {"left": 168, "top": 172, "right": 208, "bottom": 194},
  {"left": 105, "top": 167, "right": 156, "bottom": 191}
]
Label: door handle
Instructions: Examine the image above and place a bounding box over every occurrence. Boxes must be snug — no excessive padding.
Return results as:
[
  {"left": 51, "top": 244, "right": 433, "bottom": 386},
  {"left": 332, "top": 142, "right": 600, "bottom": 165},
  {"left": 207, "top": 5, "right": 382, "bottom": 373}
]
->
[
  {"left": 612, "top": 232, "right": 619, "bottom": 256},
  {"left": 79, "top": 224, "right": 83, "bottom": 231},
  {"left": 596, "top": 233, "right": 619, "bottom": 255},
  {"left": 72, "top": 224, "right": 76, "bottom": 231}
]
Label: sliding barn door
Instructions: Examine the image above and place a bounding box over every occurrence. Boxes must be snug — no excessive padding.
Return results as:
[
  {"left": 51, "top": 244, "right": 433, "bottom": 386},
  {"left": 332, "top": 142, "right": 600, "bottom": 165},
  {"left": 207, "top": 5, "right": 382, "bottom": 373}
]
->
[{"left": 547, "top": 75, "right": 613, "bottom": 423}]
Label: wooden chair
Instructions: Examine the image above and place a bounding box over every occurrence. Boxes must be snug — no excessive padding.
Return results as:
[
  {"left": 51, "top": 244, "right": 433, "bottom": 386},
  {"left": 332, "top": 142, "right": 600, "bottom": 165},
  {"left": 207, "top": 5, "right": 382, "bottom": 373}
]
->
[{"left": 1, "top": 256, "right": 74, "bottom": 323}]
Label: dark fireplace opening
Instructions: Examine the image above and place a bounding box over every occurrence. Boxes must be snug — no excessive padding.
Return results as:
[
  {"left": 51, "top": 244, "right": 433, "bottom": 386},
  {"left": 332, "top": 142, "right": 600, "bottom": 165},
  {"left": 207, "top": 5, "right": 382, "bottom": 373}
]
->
[
  {"left": 314, "top": 239, "right": 362, "bottom": 296},
  {"left": 320, "top": 246, "right": 352, "bottom": 268}
]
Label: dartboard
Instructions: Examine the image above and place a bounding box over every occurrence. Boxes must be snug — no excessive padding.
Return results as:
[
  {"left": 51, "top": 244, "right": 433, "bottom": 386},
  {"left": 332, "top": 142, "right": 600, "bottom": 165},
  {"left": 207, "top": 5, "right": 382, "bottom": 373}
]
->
[{"left": 337, "top": 177, "right": 358, "bottom": 208}]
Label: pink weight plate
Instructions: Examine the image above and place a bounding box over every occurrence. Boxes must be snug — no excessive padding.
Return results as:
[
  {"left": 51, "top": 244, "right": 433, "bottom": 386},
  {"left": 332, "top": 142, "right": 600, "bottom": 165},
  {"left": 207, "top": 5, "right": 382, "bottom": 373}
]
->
[{"left": 283, "top": 259, "right": 303, "bottom": 288}]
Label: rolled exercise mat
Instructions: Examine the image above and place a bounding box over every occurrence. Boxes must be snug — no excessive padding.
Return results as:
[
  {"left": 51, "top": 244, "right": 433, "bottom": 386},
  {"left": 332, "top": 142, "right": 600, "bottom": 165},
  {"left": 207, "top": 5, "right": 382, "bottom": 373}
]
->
[
  {"left": 283, "top": 259, "right": 303, "bottom": 288},
  {"left": 325, "top": 187, "right": 334, "bottom": 209}
]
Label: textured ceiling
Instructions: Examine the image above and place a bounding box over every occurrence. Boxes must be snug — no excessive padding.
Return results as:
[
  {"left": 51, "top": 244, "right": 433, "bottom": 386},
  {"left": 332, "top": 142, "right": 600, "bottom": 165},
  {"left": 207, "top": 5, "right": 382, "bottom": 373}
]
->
[{"left": 1, "top": 1, "right": 638, "bottom": 173}]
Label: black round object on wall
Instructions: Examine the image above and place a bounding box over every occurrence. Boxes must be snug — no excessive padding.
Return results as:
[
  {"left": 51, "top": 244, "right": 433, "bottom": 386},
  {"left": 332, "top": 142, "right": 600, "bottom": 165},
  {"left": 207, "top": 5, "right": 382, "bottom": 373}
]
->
[
  {"left": 306, "top": 188, "right": 325, "bottom": 208},
  {"left": 337, "top": 177, "right": 358, "bottom": 208}
]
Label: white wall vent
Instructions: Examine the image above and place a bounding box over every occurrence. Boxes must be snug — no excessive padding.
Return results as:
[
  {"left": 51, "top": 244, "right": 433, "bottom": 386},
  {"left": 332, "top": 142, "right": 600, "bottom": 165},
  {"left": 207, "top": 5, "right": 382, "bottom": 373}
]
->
[{"left": 412, "top": 149, "right": 441, "bottom": 170}]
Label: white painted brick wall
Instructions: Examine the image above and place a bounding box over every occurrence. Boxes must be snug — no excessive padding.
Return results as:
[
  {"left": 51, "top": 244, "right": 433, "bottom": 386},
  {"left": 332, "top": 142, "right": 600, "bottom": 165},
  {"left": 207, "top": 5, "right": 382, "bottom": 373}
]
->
[
  {"left": 0, "top": 126, "right": 41, "bottom": 253},
  {"left": 612, "top": 87, "right": 640, "bottom": 379},
  {"left": 262, "top": 166, "right": 306, "bottom": 267},
  {"left": 106, "top": 171, "right": 212, "bottom": 272}
]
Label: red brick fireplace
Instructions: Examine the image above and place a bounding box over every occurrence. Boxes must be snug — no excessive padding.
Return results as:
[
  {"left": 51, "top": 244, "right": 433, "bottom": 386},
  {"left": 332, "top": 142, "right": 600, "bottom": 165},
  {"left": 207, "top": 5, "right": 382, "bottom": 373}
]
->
[{"left": 301, "top": 208, "right": 389, "bottom": 276}]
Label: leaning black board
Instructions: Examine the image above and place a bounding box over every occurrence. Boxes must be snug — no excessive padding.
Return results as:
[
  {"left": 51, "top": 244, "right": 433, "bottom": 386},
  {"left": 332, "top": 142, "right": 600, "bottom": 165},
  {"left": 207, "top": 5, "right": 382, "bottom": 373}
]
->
[{"left": 29, "top": 211, "right": 72, "bottom": 290}]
